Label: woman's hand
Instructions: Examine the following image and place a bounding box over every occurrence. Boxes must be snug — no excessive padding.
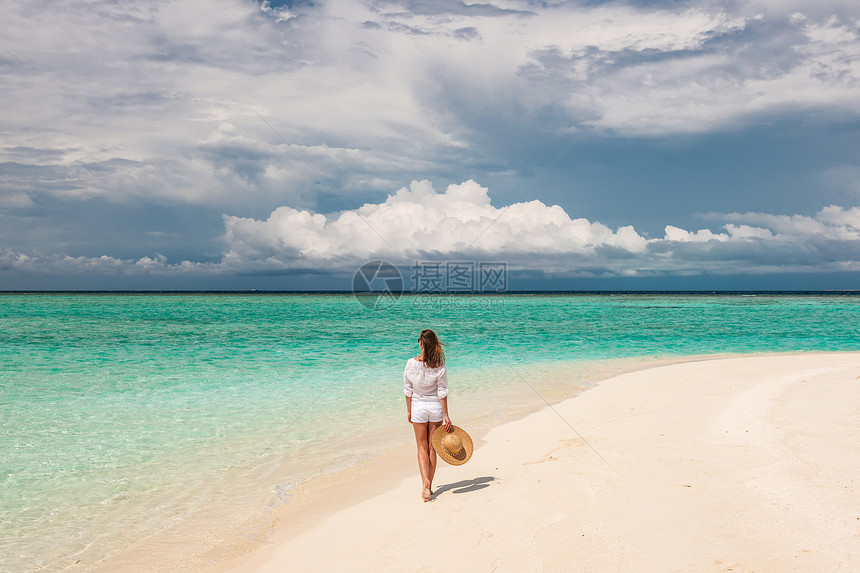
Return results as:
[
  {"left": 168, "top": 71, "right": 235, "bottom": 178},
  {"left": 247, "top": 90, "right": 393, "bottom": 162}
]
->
[{"left": 440, "top": 397, "right": 453, "bottom": 432}]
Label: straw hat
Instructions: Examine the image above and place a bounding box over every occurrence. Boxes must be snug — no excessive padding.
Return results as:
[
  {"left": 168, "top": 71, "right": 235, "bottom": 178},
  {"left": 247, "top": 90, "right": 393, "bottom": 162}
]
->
[{"left": 431, "top": 425, "right": 473, "bottom": 466}]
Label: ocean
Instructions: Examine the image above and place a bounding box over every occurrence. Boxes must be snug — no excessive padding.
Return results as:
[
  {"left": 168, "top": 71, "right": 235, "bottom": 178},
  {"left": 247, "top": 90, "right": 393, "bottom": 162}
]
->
[{"left": 2, "top": 292, "right": 859, "bottom": 571}]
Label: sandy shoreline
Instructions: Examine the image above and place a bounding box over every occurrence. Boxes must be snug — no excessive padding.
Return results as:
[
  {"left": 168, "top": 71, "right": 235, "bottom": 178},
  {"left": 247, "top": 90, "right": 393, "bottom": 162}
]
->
[
  {"left": 213, "top": 352, "right": 860, "bottom": 572},
  {"left": 86, "top": 355, "right": 662, "bottom": 572}
]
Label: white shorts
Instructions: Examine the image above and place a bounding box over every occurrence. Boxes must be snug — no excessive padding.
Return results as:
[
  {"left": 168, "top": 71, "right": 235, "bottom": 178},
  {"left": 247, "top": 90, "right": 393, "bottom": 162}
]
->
[{"left": 411, "top": 400, "right": 444, "bottom": 423}]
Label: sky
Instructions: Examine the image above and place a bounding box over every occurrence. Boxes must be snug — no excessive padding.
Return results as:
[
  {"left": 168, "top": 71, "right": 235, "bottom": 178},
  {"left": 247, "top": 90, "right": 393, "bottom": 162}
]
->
[{"left": 2, "top": 0, "right": 860, "bottom": 291}]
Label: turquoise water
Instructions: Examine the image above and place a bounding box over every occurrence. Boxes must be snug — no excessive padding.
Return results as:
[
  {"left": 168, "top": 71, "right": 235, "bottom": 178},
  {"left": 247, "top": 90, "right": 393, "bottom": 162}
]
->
[{"left": 2, "top": 293, "right": 859, "bottom": 570}]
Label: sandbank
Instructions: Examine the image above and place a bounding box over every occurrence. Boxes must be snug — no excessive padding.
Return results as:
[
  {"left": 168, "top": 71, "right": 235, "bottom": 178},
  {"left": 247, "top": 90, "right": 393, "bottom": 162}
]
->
[{"left": 216, "top": 352, "right": 860, "bottom": 572}]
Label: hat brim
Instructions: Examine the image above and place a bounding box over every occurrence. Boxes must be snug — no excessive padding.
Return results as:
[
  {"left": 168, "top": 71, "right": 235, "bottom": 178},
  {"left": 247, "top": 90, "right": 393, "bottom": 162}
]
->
[{"left": 431, "top": 425, "right": 474, "bottom": 466}]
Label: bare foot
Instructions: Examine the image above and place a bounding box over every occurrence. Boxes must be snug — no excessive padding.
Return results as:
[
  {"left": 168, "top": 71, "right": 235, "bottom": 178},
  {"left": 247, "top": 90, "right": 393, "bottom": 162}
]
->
[{"left": 422, "top": 481, "right": 432, "bottom": 502}]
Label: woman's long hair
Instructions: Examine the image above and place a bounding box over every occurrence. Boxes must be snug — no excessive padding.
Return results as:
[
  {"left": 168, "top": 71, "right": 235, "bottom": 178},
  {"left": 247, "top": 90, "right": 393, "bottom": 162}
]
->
[{"left": 419, "top": 329, "right": 445, "bottom": 369}]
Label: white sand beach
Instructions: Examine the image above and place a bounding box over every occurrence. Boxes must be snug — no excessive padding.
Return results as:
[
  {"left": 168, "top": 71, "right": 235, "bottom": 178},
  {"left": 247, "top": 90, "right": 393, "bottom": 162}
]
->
[{"left": 214, "top": 352, "right": 860, "bottom": 572}]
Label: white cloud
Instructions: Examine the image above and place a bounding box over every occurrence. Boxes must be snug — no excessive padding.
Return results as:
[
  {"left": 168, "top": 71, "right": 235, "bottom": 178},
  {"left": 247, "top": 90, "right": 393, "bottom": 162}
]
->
[
  {"left": 725, "top": 224, "right": 775, "bottom": 240},
  {"left": 220, "top": 179, "right": 648, "bottom": 268},
  {"left": 719, "top": 210, "right": 852, "bottom": 237},
  {"left": 4, "top": 180, "right": 860, "bottom": 277},
  {"left": 0, "top": 248, "right": 208, "bottom": 275},
  {"left": 664, "top": 226, "right": 728, "bottom": 242},
  {"left": 215, "top": 180, "right": 860, "bottom": 274},
  {"left": 2, "top": 0, "right": 860, "bottom": 210}
]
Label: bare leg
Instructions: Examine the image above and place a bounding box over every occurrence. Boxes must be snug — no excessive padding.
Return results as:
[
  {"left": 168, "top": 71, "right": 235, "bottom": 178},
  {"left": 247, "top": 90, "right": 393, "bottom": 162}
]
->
[
  {"left": 427, "top": 420, "right": 442, "bottom": 493},
  {"left": 412, "top": 422, "right": 434, "bottom": 501}
]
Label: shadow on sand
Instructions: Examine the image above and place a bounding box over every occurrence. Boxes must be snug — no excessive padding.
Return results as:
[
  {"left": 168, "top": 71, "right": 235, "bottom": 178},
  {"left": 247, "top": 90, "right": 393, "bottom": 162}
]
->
[{"left": 431, "top": 476, "right": 495, "bottom": 500}]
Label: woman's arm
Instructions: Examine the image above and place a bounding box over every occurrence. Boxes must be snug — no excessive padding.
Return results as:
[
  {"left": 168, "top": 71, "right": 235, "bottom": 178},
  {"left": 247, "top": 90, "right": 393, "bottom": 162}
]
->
[
  {"left": 440, "top": 397, "right": 452, "bottom": 432},
  {"left": 404, "top": 361, "right": 414, "bottom": 423}
]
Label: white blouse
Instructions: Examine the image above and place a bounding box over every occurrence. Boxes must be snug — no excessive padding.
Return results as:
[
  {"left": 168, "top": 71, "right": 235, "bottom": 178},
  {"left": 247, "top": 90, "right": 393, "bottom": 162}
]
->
[{"left": 403, "top": 357, "right": 449, "bottom": 402}]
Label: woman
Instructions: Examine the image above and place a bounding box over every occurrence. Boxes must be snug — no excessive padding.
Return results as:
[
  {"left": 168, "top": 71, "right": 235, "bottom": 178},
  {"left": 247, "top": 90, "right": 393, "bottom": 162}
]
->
[{"left": 404, "top": 329, "right": 453, "bottom": 502}]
